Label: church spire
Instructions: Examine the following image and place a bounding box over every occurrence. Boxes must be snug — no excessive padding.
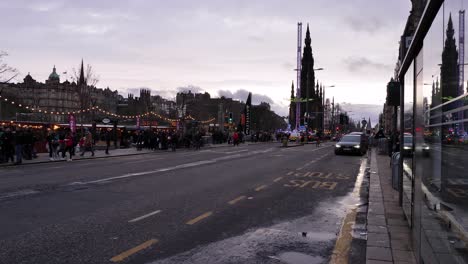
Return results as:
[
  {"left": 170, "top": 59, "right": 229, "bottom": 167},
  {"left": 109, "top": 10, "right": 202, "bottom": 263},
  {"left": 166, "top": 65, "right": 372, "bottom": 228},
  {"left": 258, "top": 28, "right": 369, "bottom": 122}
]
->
[
  {"left": 79, "top": 59, "right": 86, "bottom": 86},
  {"left": 305, "top": 24, "right": 311, "bottom": 47},
  {"left": 319, "top": 83, "right": 323, "bottom": 98},
  {"left": 315, "top": 80, "right": 319, "bottom": 97},
  {"left": 290, "top": 81, "right": 295, "bottom": 99}
]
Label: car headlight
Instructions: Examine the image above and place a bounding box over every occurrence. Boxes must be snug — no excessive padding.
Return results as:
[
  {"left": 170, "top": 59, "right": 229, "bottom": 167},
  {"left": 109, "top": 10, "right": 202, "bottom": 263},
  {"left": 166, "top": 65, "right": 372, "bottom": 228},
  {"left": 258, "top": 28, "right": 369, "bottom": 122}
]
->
[
  {"left": 354, "top": 145, "right": 360, "bottom": 149},
  {"left": 404, "top": 146, "right": 411, "bottom": 150},
  {"left": 423, "top": 146, "right": 430, "bottom": 150},
  {"left": 335, "top": 144, "right": 341, "bottom": 148}
]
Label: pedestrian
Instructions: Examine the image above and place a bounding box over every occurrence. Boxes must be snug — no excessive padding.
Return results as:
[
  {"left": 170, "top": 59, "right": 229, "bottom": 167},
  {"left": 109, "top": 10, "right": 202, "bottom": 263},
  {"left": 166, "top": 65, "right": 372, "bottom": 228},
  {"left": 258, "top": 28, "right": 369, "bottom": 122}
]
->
[
  {"left": 105, "top": 129, "right": 111, "bottom": 155},
  {"left": 80, "top": 131, "right": 95, "bottom": 157},
  {"left": 233, "top": 131, "right": 239, "bottom": 146},
  {"left": 62, "top": 131, "right": 74, "bottom": 161},
  {"left": 57, "top": 132, "right": 66, "bottom": 160},
  {"left": 14, "top": 128, "right": 24, "bottom": 165},
  {"left": 1, "top": 127, "right": 15, "bottom": 163},
  {"left": 171, "top": 132, "right": 178, "bottom": 151},
  {"left": 47, "top": 131, "right": 57, "bottom": 161}
]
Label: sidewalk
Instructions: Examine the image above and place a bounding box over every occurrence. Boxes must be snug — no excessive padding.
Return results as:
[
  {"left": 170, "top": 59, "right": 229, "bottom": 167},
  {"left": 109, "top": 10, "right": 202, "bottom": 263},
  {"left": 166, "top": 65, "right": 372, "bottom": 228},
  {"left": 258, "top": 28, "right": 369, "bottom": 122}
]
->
[
  {"left": 0, "top": 142, "right": 273, "bottom": 167},
  {"left": 0, "top": 147, "right": 155, "bottom": 167},
  {"left": 366, "top": 149, "right": 416, "bottom": 263}
]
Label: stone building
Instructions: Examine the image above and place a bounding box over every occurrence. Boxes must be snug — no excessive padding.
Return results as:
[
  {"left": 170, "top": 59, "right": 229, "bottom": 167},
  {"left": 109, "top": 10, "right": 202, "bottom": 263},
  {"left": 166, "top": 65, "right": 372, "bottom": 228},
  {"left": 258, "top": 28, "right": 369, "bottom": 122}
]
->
[{"left": 1, "top": 62, "right": 121, "bottom": 123}]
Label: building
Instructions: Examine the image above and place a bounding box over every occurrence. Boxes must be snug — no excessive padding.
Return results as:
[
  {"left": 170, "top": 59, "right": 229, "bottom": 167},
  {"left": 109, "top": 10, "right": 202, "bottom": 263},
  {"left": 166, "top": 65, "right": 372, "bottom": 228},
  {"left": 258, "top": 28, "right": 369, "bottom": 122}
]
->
[
  {"left": 323, "top": 98, "right": 331, "bottom": 131},
  {"left": 1, "top": 61, "right": 121, "bottom": 123},
  {"left": 390, "top": 1, "right": 468, "bottom": 263}
]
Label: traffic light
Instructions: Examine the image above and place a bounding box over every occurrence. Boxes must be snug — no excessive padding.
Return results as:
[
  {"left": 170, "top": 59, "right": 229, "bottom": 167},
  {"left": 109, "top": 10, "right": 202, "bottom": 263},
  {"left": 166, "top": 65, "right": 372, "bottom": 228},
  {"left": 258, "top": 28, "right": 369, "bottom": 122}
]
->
[
  {"left": 339, "top": 114, "right": 344, "bottom": 125},
  {"left": 229, "top": 112, "right": 233, "bottom": 123}
]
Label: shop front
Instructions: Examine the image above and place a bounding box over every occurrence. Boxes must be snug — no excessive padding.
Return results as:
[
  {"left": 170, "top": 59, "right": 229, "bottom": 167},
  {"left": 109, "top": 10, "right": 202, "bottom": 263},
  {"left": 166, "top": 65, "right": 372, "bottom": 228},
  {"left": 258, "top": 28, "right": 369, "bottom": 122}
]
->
[{"left": 398, "top": 0, "right": 468, "bottom": 263}]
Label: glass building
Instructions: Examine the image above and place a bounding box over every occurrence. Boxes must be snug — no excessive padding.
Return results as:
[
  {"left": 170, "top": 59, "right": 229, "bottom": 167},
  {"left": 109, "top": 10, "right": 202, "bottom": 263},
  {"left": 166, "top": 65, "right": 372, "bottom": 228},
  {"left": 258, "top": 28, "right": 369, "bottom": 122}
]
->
[{"left": 396, "top": 0, "right": 468, "bottom": 263}]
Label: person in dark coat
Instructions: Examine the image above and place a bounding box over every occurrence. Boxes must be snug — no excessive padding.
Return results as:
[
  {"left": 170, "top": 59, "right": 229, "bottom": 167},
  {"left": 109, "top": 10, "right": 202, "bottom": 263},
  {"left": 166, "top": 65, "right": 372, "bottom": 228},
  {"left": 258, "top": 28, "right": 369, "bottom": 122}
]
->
[
  {"left": 14, "top": 128, "right": 24, "bottom": 165},
  {"left": 105, "top": 129, "right": 111, "bottom": 154},
  {"left": 1, "top": 128, "right": 14, "bottom": 163}
]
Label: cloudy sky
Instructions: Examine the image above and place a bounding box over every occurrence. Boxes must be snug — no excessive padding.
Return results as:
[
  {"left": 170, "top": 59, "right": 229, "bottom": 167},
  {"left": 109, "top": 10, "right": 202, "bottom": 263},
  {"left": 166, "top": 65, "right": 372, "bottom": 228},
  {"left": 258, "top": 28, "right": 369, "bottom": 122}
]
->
[{"left": 1, "top": 0, "right": 411, "bottom": 116}]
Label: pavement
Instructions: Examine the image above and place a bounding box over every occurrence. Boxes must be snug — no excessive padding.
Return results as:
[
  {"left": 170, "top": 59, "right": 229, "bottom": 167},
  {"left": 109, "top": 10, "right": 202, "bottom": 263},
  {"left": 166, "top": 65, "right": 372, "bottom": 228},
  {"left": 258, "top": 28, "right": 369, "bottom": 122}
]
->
[
  {"left": 0, "top": 142, "right": 368, "bottom": 264},
  {"left": 365, "top": 149, "right": 416, "bottom": 264},
  {"left": 0, "top": 142, "right": 284, "bottom": 167}
]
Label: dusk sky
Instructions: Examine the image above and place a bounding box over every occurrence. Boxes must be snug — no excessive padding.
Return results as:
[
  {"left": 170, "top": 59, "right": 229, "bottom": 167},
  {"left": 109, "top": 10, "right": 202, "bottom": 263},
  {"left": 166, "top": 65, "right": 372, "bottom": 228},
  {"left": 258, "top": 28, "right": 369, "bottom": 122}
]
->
[{"left": 1, "top": 0, "right": 412, "bottom": 116}]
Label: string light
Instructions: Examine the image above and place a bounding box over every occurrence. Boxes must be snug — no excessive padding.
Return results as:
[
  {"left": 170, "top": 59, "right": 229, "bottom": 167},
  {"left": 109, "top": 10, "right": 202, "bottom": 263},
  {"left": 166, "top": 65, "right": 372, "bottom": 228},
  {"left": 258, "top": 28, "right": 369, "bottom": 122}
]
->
[{"left": 0, "top": 94, "right": 216, "bottom": 123}]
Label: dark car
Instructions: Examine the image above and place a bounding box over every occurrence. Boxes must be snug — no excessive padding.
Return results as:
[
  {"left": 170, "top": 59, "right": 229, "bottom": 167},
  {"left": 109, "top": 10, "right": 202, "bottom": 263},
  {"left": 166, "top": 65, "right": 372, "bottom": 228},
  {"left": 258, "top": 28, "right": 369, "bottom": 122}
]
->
[
  {"left": 403, "top": 135, "right": 430, "bottom": 157},
  {"left": 335, "top": 134, "right": 368, "bottom": 155},
  {"left": 402, "top": 135, "right": 413, "bottom": 156}
]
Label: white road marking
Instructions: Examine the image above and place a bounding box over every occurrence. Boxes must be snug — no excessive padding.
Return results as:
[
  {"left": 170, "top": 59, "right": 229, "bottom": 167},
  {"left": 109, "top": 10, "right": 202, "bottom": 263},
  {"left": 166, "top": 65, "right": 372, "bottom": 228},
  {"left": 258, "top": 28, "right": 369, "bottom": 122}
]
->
[
  {"left": 124, "top": 158, "right": 163, "bottom": 164},
  {"left": 128, "top": 210, "right": 162, "bottom": 223},
  {"left": 0, "top": 189, "right": 40, "bottom": 200},
  {"left": 212, "top": 149, "right": 249, "bottom": 154},
  {"left": 68, "top": 148, "right": 274, "bottom": 185}
]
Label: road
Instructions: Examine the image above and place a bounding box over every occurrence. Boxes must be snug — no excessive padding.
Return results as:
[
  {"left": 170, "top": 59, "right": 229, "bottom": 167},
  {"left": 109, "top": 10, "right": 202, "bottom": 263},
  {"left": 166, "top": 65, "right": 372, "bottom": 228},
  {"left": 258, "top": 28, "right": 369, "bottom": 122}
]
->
[{"left": 0, "top": 142, "right": 368, "bottom": 264}]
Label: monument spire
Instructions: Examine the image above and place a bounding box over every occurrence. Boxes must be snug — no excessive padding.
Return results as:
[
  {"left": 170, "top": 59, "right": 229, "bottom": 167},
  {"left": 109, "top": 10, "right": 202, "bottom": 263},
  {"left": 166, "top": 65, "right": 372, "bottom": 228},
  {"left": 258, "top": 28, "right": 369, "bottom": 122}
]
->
[{"left": 79, "top": 59, "right": 86, "bottom": 86}]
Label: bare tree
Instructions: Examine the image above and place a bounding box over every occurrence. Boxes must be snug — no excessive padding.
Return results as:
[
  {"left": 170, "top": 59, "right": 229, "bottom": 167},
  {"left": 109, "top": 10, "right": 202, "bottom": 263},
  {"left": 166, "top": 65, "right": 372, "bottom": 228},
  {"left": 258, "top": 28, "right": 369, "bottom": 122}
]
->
[
  {"left": 0, "top": 51, "right": 18, "bottom": 84},
  {"left": 72, "top": 63, "right": 100, "bottom": 87}
]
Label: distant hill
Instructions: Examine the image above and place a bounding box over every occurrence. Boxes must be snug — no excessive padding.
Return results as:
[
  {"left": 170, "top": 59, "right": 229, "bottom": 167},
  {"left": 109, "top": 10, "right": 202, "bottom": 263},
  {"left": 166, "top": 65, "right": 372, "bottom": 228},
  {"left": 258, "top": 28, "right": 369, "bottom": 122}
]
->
[{"left": 339, "top": 103, "right": 381, "bottom": 126}]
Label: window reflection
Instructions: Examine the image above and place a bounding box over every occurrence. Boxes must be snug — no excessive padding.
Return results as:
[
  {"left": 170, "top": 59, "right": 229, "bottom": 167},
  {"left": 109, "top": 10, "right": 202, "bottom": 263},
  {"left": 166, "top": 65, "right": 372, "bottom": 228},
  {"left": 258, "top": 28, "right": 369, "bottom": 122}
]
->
[{"left": 420, "top": 3, "right": 468, "bottom": 263}]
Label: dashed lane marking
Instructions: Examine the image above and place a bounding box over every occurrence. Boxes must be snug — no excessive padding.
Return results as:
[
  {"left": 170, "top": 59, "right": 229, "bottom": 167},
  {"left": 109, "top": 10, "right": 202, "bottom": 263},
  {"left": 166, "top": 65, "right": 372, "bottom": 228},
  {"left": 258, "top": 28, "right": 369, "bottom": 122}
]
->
[
  {"left": 128, "top": 210, "right": 162, "bottom": 223},
  {"left": 255, "top": 185, "right": 267, "bottom": 191},
  {"left": 186, "top": 211, "right": 213, "bottom": 225},
  {"left": 110, "top": 239, "right": 158, "bottom": 262},
  {"left": 273, "top": 177, "right": 283, "bottom": 182},
  {"left": 228, "top": 195, "right": 246, "bottom": 205}
]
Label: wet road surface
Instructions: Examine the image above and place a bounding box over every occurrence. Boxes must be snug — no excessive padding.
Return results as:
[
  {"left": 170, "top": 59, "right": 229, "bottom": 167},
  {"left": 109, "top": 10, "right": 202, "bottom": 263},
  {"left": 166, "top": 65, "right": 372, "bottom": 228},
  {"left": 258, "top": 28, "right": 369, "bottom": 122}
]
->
[{"left": 0, "top": 142, "right": 368, "bottom": 264}]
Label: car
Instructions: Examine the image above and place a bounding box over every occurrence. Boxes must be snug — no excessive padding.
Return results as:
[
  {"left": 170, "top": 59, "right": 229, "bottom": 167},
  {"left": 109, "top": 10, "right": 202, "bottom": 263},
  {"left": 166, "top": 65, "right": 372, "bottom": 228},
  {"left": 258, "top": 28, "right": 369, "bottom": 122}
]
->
[
  {"left": 402, "top": 134, "right": 413, "bottom": 156},
  {"left": 443, "top": 134, "right": 464, "bottom": 145},
  {"left": 335, "top": 134, "right": 368, "bottom": 155},
  {"left": 402, "top": 134, "right": 430, "bottom": 157}
]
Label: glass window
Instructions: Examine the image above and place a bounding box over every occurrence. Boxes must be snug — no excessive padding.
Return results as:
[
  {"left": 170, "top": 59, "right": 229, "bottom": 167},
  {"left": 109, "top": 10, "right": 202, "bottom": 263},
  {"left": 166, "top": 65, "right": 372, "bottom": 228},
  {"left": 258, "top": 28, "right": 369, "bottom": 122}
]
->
[
  {"left": 420, "top": 1, "right": 468, "bottom": 263},
  {"left": 402, "top": 60, "right": 415, "bottom": 226}
]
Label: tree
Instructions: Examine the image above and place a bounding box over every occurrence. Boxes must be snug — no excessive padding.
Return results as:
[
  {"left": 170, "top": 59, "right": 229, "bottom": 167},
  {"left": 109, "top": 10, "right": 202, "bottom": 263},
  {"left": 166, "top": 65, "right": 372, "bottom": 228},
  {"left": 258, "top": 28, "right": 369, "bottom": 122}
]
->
[{"left": 0, "top": 51, "right": 18, "bottom": 84}]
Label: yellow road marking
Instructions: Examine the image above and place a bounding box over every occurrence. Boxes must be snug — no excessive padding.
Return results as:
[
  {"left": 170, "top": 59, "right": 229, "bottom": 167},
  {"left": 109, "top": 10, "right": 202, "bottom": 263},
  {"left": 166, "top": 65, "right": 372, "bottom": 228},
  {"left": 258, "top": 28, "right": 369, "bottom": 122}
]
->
[
  {"left": 186, "top": 211, "right": 213, "bottom": 225},
  {"left": 255, "top": 185, "right": 267, "bottom": 191},
  {"left": 110, "top": 239, "right": 158, "bottom": 262},
  {"left": 273, "top": 177, "right": 283, "bottom": 182},
  {"left": 228, "top": 195, "right": 246, "bottom": 205},
  {"left": 329, "top": 208, "right": 357, "bottom": 264}
]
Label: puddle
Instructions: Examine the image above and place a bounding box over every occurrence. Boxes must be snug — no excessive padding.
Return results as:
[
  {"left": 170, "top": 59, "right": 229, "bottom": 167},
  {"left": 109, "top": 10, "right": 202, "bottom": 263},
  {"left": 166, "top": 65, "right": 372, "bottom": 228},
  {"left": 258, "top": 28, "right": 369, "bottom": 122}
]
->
[
  {"left": 149, "top": 157, "right": 369, "bottom": 264},
  {"left": 275, "top": 251, "right": 324, "bottom": 264}
]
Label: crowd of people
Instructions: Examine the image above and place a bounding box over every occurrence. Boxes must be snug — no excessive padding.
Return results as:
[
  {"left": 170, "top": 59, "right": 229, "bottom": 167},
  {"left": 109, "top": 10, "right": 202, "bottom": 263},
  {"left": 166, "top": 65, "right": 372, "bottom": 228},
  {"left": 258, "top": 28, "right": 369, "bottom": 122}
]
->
[
  {"left": 1, "top": 125, "right": 283, "bottom": 165},
  {"left": 0, "top": 127, "right": 39, "bottom": 165}
]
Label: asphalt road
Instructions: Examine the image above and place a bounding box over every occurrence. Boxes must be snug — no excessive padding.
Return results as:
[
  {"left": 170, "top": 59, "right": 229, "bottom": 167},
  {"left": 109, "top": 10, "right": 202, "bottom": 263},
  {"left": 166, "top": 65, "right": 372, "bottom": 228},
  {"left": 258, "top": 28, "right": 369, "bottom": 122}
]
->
[{"left": 0, "top": 142, "right": 368, "bottom": 264}]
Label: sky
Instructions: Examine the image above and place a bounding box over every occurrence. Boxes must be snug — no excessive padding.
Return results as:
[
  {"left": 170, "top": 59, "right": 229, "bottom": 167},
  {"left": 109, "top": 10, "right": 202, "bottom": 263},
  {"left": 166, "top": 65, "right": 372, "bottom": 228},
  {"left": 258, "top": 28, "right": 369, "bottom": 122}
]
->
[{"left": 1, "top": 0, "right": 412, "bottom": 117}]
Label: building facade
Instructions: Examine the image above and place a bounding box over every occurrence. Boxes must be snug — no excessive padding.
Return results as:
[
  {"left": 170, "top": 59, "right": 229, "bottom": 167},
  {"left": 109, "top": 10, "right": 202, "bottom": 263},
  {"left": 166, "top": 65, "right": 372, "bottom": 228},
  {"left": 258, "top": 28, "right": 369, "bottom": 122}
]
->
[
  {"left": 394, "top": 0, "right": 468, "bottom": 263},
  {"left": 1, "top": 62, "right": 121, "bottom": 123}
]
